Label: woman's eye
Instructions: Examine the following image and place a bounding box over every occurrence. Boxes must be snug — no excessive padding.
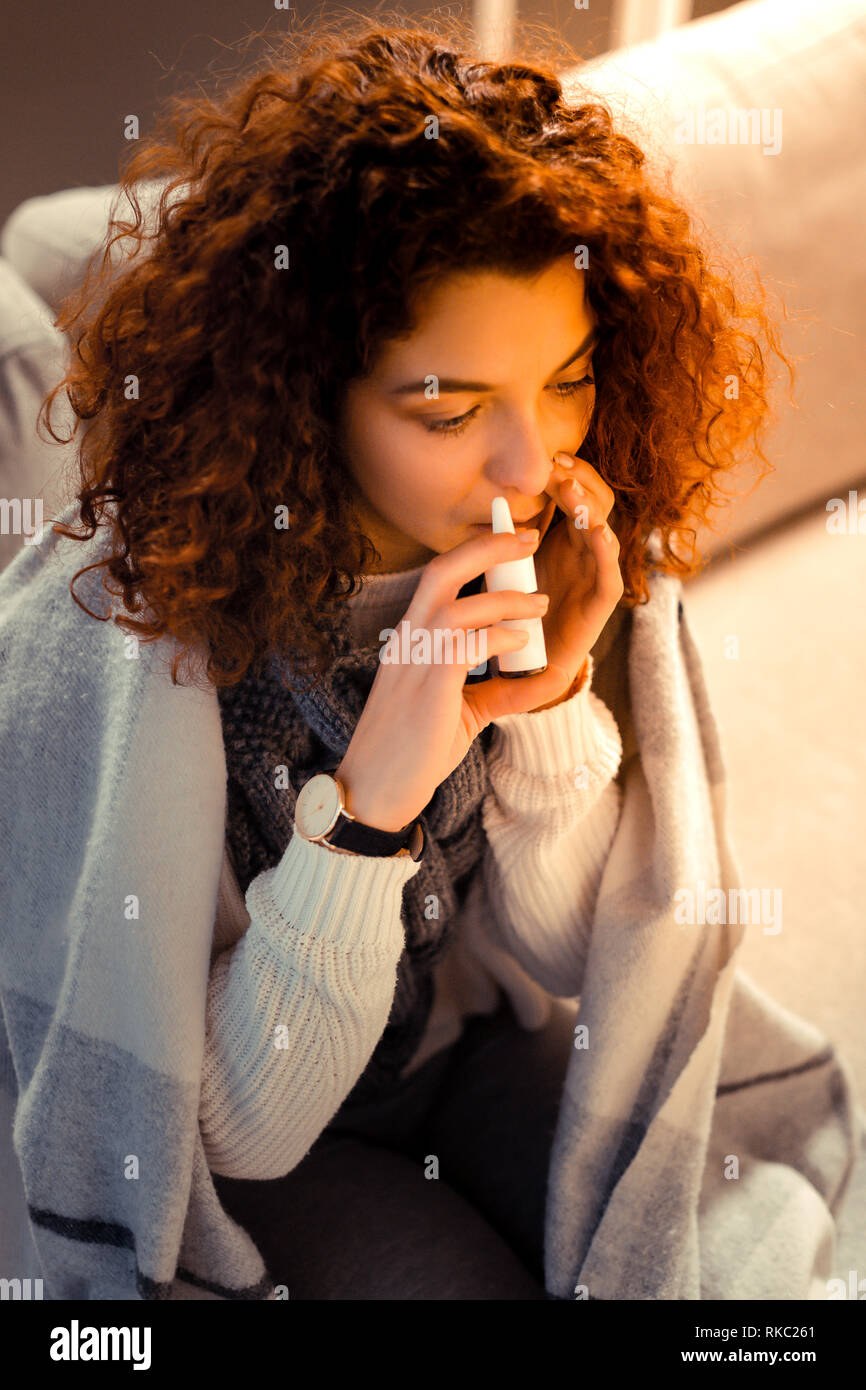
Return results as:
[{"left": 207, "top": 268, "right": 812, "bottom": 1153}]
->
[
  {"left": 421, "top": 374, "right": 595, "bottom": 438},
  {"left": 423, "top": 406, "right": 480, "bottom": 437},
  {"left": 553, "top": 373, "right": 595, "bottom": 397}
]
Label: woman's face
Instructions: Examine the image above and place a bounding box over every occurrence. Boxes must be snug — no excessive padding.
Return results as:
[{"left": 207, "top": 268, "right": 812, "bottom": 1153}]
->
[{"left": 337, "top": 255, "right": 598, "bottom": 574}]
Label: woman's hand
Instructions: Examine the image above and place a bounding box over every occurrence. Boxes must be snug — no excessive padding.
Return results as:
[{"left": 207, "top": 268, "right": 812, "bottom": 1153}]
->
[
  {"left": 334, "top": 465, "right": 622, "bottom": 834},
  {"left": 521, "top": 449, "right": 625, "bottom": 710}
]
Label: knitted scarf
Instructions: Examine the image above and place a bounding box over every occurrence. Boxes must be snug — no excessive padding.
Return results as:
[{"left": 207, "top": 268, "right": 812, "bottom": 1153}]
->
[{"left": 217, "top": 587, "right": 496, "bottom": 1107}]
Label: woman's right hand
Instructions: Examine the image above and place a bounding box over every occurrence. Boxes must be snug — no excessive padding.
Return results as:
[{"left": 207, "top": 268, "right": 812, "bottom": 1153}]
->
[{"left": 333, "top": 527, "right": 557, "bottom": 832}]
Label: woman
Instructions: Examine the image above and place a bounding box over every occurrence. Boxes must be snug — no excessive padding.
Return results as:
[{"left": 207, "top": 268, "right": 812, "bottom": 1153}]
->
[{"left": 8, "top": 17, "right": 808, "bottom": 1300}]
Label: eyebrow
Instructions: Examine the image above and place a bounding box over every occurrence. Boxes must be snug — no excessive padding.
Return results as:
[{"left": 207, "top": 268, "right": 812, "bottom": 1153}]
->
[{"left": 388, "top": 325, "right": 600, "bottom": 396}]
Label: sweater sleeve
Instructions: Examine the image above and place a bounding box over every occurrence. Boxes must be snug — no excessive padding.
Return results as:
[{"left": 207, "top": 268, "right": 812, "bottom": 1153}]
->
[
  {"left": 479, "top": 651, "right": 624, "bottom": 998},
  {"left": 199, "top": 831, "right": 422, "bottom": 1181}
]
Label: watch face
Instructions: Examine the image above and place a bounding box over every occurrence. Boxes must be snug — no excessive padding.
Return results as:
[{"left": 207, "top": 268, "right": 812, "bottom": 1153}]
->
[{"left": 297, "top": 774, "right": 341, "bottom": 839}]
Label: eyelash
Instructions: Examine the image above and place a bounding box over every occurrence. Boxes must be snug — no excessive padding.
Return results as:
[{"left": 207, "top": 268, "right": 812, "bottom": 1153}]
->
[{"left": 422, "top": 375, "right": 596, "bottom": 437}]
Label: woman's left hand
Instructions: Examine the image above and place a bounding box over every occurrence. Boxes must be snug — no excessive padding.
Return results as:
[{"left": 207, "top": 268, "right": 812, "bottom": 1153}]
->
[{"left": 520, "top": 450, "right": 624, "bottom": 711}]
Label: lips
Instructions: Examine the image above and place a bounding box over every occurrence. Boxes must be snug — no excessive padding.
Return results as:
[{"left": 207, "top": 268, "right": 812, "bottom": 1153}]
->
[{"left": 472, "top": 501, "right": 552, "bottom": 527}]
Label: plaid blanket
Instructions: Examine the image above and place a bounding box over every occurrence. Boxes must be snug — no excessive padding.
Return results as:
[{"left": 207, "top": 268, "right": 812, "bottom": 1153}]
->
[{"left": 0, "top": 510, "right": 860, "bottom": 1299}]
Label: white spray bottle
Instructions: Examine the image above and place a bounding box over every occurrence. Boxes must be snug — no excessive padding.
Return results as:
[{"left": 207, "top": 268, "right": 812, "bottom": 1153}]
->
[{"left": 483, "top": 496, "right": 548, "bottom": 677}]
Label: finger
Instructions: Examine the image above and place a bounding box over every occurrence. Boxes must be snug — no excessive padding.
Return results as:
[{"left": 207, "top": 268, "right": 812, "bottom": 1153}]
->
[
  {"left": 462, "top": 660, "right": 558, "bottom": 727},
  {"left": 553, "top": 451, "right": 616, "bottom": 517},
  {"left": 437, "top": 589, "right": 550, "bottom": 632},
  {"left": 588, "top": 523, "right": 624, "bottom": 610},
  {"left": 410, "top": 528, "right": 540, "bottom": 617},
  {"left": 411, "top": 621, "right": 535, "bottom": 674},
  {"left": 548, "top": 474, "right": 602, "bottom": 553},
  {"left": 560, "top": 477, "right": 599, "bottom": 543},
  {"left": 423, "top": 590, "right": 549, "bottom": 676},
  {"left": 471, "top": 623, "right": 538, "bottom": 667}
]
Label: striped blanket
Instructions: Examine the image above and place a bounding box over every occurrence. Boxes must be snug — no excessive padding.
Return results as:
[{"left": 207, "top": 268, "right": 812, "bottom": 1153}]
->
[
  {"left": 0, "top": 511, "right": 860, "bottom": 1298},
  {"left": 545, "top": 565, "right": 862, "bottom": 1299}
]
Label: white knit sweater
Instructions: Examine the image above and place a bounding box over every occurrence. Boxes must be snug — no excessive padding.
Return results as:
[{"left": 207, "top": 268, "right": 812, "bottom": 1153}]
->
[{"left": 200, "top": 564, "right": 625, "bottom": 1181}]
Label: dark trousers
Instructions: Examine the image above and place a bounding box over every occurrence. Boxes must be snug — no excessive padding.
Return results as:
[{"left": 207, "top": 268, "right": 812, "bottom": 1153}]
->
[{"left": 212, "top": 996, "right": 578, "bottom": 1299}]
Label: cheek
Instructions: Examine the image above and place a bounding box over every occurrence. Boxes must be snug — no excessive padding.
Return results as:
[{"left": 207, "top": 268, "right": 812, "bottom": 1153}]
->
[
  {"left": 347, "top": 411, "right": 447, "bottom": 514},
  {"left": 377, "top": 416, "right": 438, "bottom": 490},
  {"left": 576, "top": 389, "right": 596, "bottom": 434},
  {"left": 342, "top": 404, "right": 406, "bottom": 487}
]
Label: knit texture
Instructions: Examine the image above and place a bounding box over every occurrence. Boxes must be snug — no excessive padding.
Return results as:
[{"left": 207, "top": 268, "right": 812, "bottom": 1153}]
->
[
  {"left": 209, "top": 556, "right": 631, "bottom": 1092},
  {"left": 216, "top": 585, "right": 497, "bottom": 1105},
  {"left": 0, "top": 505, "right": 860, "bottom": 1300}
]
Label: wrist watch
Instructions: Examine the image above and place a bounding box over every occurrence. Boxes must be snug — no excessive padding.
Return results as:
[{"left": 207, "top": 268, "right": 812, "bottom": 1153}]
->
[{"left": 294, "top": 773, "right": 425, "bottom": 861}]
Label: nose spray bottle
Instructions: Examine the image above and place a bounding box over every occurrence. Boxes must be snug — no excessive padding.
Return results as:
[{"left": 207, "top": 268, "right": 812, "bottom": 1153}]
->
[{"left": 483, "top": 496, "right": 548, "bottom": 677}]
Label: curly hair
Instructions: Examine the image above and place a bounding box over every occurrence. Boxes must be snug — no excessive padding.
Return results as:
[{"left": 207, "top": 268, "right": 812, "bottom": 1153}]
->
[{"left": 42, "top": 11, "right": 793, "bottom": 690}]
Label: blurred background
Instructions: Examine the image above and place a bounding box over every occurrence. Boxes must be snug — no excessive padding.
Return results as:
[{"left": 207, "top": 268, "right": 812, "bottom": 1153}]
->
[
  {"left": 2, "top": 0, "right": 740, "bottom": 234},
  {"left": 2, "top": 0, "right": 864, "bottom": 1252}
]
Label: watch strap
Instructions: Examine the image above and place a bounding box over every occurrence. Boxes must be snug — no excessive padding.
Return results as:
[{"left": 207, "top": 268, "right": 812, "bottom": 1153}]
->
[{"left": 328, "top": 813, "right": 417, "bottom": 857}]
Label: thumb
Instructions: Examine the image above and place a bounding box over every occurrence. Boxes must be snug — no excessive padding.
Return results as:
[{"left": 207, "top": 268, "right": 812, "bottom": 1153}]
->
[{"left": 462, "top": 669, "right": 548, "bottom": 728}]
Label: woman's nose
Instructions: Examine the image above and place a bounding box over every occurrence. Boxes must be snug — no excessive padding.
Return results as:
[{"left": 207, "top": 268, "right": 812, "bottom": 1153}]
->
[{"left": 484, "top": 433, "right": 560, "bottom": 500}]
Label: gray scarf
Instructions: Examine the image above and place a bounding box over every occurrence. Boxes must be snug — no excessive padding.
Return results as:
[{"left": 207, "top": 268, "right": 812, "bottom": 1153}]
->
[{"left": 217, "top": 587, "right": 496, "bottom": 1107}]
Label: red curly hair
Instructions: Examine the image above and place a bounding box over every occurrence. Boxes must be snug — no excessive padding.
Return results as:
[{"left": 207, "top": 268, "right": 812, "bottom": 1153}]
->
[{"left": 42, "top": 13, "right": 792, "bottom": 690}]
